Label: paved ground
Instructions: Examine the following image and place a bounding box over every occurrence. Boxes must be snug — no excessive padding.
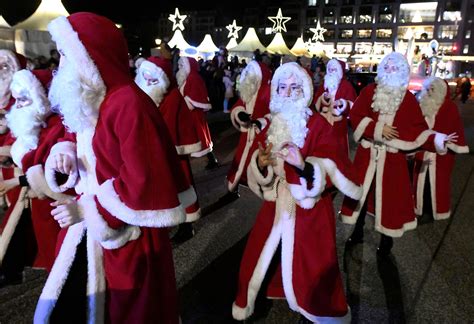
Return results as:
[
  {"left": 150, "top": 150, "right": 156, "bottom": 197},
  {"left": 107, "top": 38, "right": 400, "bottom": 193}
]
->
[{"left": 0, "top": 99, "right": 473, "bottom": 324}]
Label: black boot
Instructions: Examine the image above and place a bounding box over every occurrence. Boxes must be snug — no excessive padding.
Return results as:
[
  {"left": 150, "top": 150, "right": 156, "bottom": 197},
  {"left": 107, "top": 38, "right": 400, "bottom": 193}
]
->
[
  {"left": 205, "top": 152, "right": 220, "bottom": 170},
  {"left": 0, "top": 271, "right": 23, "bottom": 288},
  {"left": 346, "top": 213, "right": 365, "bottom": 246},
  {"left": 218, "top": 190, "right": 240, "bottom": 204},
  {"left": 377, "top": 234, "right": 393, "bottom": 257},
  {"left": 171, "top": 223, "right": 195, "bottom": 245}
]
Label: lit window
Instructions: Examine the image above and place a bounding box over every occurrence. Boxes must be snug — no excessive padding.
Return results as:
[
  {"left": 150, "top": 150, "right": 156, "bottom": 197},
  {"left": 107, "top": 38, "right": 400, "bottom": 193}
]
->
[
  {"left": 399, "top": 3, "right": 437, "bottom": 23},
  {"left": 357, "top": 29, "right": 372, "bottom": 39},
  {"left": 398, "top": 26, "right": 434, "bottom": 40},
  {"left": 466, "top": 30, "right": 471, "bottom": 39},
  {"left": 463, "top": 45, "right": 469, "bottom": 54},
  {"left": 358, "top": 6, "right": 372, "bottom": 23},
  {"left": 438, "top": 25, "right": 459, "bottom": 39},
  {"left": 443, "top": 11, "right": 462, "bottom": 22},
  {"left": 308, "top": 0, "right": 317, "bottom": 6},
  {"left": 378, "top": 5, "right": 392, "bottom": 23},
  {"left": 376, "top": 29, "right": 392, "bottom": 38},
  {"left": 339, "top": 29, "right": 353, "bottom": 39},
  {"left": 340, "top": 8, "right": 353, "bottom": 24},
  {"left": 323, "top": 8, "right": 335, "bottom": 24}
]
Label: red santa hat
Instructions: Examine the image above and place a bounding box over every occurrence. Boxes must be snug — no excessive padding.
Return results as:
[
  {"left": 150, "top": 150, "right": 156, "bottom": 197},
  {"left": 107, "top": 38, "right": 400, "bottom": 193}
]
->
[
  {"left": 271, "top": 62, "right": 313, "bottom": 106},
  {"left": 179, "top": 57, "right": 211, "bottom": 110},
  {"left": 141, "top": 56, "right": 176, "bottom": 89},
  {"left": 10, "top": 69, "right": 52, "bottom": 115}
]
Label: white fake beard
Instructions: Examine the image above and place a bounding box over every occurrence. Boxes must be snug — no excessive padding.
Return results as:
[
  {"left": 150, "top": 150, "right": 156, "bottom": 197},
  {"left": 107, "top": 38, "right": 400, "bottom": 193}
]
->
[
  {"left": 49, "top": 63, "right": 101, "bottom": 133},
  {"left": 324, "top": 72, "right": 340, "bottom": 96},
  {"left": 176, "top": 68, "right": 187, "bottom": 88},
  {"left": 418, "top": 88, "right": 444, "bottom": 118},
  {"left": 0, "top": 72, "right": 13, "bottom": 107},
  {"left": 239, "top": 73, "right": 259, "bottom": 104},
  {"left": 7, "top": 103, "right": 44, "bottom": 167},
  {"left": 267, "top": 96, "right": 312, "bottom": 152},
  {"left": 372, "top": 75, "right": 407, "bottom": 115},
  {"left": 135, "top": 74, "right": 167, "bottom": 106}
]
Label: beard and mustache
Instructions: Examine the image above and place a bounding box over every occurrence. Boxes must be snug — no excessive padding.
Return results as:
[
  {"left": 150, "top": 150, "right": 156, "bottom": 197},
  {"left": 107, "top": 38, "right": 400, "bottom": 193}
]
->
[
  {"left": 0, "top": 70, "right": 13, "bottom": 107},
  {"left": 324, "top": 72, "right": 341, "bottom": 96},
  {"left": 239, "top": 73, "right": 259, "bottom": 104},
  {"left": 176, "top": 68, "right": 187, "bottom": 88},
  {"left": 372, "top": 72, "right": 409, "bottom": 115},
  {"left": 48, "top": 62, "right": 102, "bottom": 133},
  {"left": 135, "top": 72, "right": 167, "bottom": 106},
  {"left": 267, "top": 95, "right": 312, "bottom": 153},
  {"left": 418, "top": 87, "right": 445, "bottom": 118}
]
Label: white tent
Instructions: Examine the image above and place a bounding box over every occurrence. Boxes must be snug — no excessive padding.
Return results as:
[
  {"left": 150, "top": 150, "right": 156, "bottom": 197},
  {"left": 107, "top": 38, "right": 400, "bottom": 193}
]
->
[
  {"left": 14, "top": 0, "right": 69, "bottom": 31},
  {"left": 291, "top": 37, "right": 310, "bottom": 57},
  {"left": 266, "top": 32, "right": 293, "bottom": 56},
  {"left": 226, "top": 38, "right": 238, "bottom": 50},
  {"left": 229, "top": 28, "right": 266, "bottom": 53},
  {"left": 0, "top": 16, "right": 10, "bottom": 28},
  {"left": 197, "top": 34, "right": 219, "bottom": 58},
  {"left": 168, "top": 29, "right": 192, "bottom": 50}
]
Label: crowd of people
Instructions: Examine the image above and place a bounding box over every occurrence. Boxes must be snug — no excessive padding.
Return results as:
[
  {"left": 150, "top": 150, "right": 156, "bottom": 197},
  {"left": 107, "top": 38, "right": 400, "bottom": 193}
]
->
[{"left": 0, "top": 12, "right": 469, "bottom": 323}]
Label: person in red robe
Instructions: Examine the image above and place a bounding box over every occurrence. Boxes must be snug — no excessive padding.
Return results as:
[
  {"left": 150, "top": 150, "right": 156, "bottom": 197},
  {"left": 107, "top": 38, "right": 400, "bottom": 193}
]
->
[
  {"left": 0, "top": 69, "right": 71, "bottom": 285},
  {"left": 232, "top": 62, "right": 362, "bottom": 323},
  {"left": 224, "top": 60, "right": 271, "bottom": 201},
  {"left": 340, "top": 53, "right": 456, "bottom": 256},
  {"left": 34, "top": 13, "right": 196, "bottom": 323},
  {"left": 177, "top": 56, "right": 220, "bottom": 169},
  {"left": 313, "top": 59, "right": 357, "bottom": 156},
  {"left": 413, "top": 77, "right": 469, "bottom": 220},
  {"left": 136, "top": 55, "right": 201, "bottom": 243}
]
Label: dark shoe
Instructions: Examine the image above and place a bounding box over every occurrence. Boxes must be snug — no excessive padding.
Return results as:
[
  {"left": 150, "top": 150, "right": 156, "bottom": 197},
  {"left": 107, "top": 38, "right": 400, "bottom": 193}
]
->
[
  {"left": 377, "top": 235, "right": 393, "bottom": 257},
  {"left": 0, "top": 272, "right": 23, "bottom": 288},
  {"left": 205, "top": 159, "right": 220, "bottom": 170},
  {"left": 346, "top": 227, "right": 364, "bottom": 246},
  {"left": 218, "top": 191, "right": 240, "bottom": 204},
  {"left": 171, "top": 223, "right": 195, "bottom": 245}
]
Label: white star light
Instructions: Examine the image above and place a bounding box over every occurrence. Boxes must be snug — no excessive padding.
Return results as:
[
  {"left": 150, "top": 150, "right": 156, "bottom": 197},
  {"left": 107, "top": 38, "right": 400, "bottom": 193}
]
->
[
  {"left": 268, "top": 8, "right": 291, "bottom": 33},
  {"left": 168, "top": 8, "right": 187, "bottom": 31},
  {"left": 309, "top": 20, "right": 327, "bottom": 42},
  {"left": 226, "top": 20, "right": 243, "bottom": 39}
]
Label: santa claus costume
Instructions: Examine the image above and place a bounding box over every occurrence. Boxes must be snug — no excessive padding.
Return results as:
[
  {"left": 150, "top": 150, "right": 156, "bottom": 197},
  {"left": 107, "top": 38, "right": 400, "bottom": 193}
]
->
[
  {"left": 313, "top": 59, "right": 357, "bottom": 156},
  {"left": 233, "top": 62, "right": 362, "bottom": 323},
  {"left": 0, "top": 50, "right": 26, "bottom": 219},
  {"left": 136, "top": 56, "right": 202, "bottom": 242},
  {"left": 0, "top": 69, "right": 71, "bottom": 281},
  {"left": 226, "top": 60, "right": 272, "bottom": 195},
  {"left": 34, "top": 13, "right": 196, "bottom": 323},
  {"left": 340, "top": 53, "right": 449, "bottom": 255},
  {"left": 177, "top": 56, "right": 219, "bottom": 169},
  {"left": 414, "top": 77, "right": 469, "bottom": 219}
]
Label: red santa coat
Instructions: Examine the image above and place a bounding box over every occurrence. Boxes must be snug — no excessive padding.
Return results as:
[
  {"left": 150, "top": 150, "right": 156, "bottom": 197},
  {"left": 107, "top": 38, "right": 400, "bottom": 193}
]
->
[
  {"left": 233, "top": 113, "right": 362, "bottom": 322},
  {"left": 340, "top": 83, "right": 445, "bottom": 237},
  {"left": 227, "top": 61, "right": 272, "bottom": 191},
  {"left": 36, "top": 13, "right": 195, "bottom": 324},
  {"left": 413, "top": 92, "right": 469, "bottom": 219},
  {"left": 179, "top": 57, "right": 214, "bottom": 157},
  {"left": 313, "top": 78, "right": 357, "bottom": 156}
]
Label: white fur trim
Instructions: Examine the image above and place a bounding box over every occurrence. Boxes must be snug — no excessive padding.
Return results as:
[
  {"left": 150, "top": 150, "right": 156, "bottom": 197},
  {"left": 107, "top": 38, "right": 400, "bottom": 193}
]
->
[
  {"left": 184, "top": 96, "right": 212, "bottom": 111},
  {"left": 189, "top": 143, "right": 213, "bottom": 157},
  {"left": 0, "top": 145, "right": 11, "bottom": 156},
  {"left": 176, "top": 142, "right": 202, "bottom": 155},
  {"left": 414, "top": 152, "right": 430, "bottom": 216},
  {"left": 247, "top": 150, "right": 276, "bottom": 200},
  {"left": 185, "top": 208, "right": 201, "bottom": 223},
  {"left": 227, "top": 127, "right": 256, "bottom": 192},
  {"left": 26, "top": 165, "right": 74, "bottom": 201},
  {"left": 434, "top": 132, "right": 448, "bottom": 155},
  {"left": 288, "top": 160, "right": 325, "bottom": 210},
  {"left": 0, "top": 187, "right": 27, "bottom": 265},
  {"left": 95, "top": 179, "right": 186, "bottom": 228},
  {"left": 180, "top": 57, "right": 191, "bottom": 78},
  {"left": 387, "top": 129, "right": 435, "bottom": 151},
  {"left": 78, "top": 194, "right": 141, "bottom": 249},
  {"left": 256, "top": 117, "right": 269, "bottom": 132},
  {"left": 45, "top": 141, "right": 79, "bottom": 193},
  {"left": 178, "top": 186, "right": 197, "bottom": 209},
  {"left": 353, "top": 117, "right": 373, "bottom": 143},
  {"left": 47, "top": 16, "right": 106, "bottom": 117},
  {"left": 271, "top": 62, "right": 313, "bottom": 106},
  {"left": 434, "top": 211, "right": 450, "bottom": 220},
  {"left": 374, "top": 121, "right": 385, "bottom": 143},
  {"left": 447, "top": 143, "right": 469, "bottom": 154},
  {"left": 230, "top": 106, "right": 249, "bottom": 132}
]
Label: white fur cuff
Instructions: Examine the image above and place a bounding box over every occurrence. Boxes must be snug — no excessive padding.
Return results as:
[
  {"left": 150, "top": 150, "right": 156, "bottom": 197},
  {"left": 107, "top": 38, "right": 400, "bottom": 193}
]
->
[
  {"left": 288, "top": 160, "right": 325, "bottom": 210},
  {"left": 353, "top": 117, "right": 373, "bottom": 143},
  {"left": 249, "top": 150, "right": 274, "bottom": 186},
  {"left": 78, "top": 195, "right": 141, "bottom": 250},
  {"left": 447, "top": 143, "right": 469, "bottom": 154},
  {"left": 96, "top": 179, "right": 186, "bottom": 228},
  {"left": 45, "top": 141, "right": 78, "bottom": 193},
  {"left": 0, "top": 145, "right": 11, "bottom": 157},
  {"left": 434, "top": 132, "right": 448, "bottom": 155},
  {"left": 230, "top": 106, "right": 248, "bottom": 132},
  {"left": 176, "top": 142, "right": 202, "bottom": 155},
  {"left": 374, "top": 121, "right": 385, "bottom": 143},
  {"left": 184, "top": 96, "right": 212, "bottom": 111},
  {"left": 26, "top": 165, "right": 74, "bottom": 201}
]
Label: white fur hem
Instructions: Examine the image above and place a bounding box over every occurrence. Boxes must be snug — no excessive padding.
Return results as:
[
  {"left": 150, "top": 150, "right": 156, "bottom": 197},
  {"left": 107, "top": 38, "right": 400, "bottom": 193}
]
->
[
  {"left": 78, "top": 194, "right": 141, "bottom": 249},
  {"left": 178, "top": 186, "right": 197, "bottom": 209},
  {"left": 232, "top": 302, "right": 253, "bottom": 321},
  {"left": 230, "top": 106, "right": 249, "bottom": 132},
  {"left": 299, "top": 307, "right": 351, "bottom": 324},
  {"left": 375, "top": 219, "right": 417, "bottom": 238},
  {"left": 434, "top": 132, "right": 448, "bottom": 155},
  {"left": 26, "top": 165, "right": 73, "bottom": 201},
  {"left": 45, "top": 141, "right": 79, "bottom": 193},
  {"left": 185, "top": 208, "right": 201, "bottom": 223},
  {"left": 374, "top": 121, "right": 385, "bottom": 143},
  {"left": 184, "top": 96, "right": 212, "bottom": 111},
  {"left": 176, "top": 142, "right": 202, "bottom": 155},
  {"left": 447, "top": 143, "right": 469, "bottom": 154},
  {"left": 340, "top": 213, "right": 357, "bottom": 225},
  {"left": 353, "top": 117, "right": 373, "bottom": 142},
  {"left": 434, "top": 211, "right": 450, "bottom": 220},
  {"left": 190, "top": 144, "right": 213, "bottom": 157},
  {"left": 0, "top": 145, "right": 11, "bottom": 156},
  {"left": 96, "top": 179, "right": 186, "bottom": 227}
]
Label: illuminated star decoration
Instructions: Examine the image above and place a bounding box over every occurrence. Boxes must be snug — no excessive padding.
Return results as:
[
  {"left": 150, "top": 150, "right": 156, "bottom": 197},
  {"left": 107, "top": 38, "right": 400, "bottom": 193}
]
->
[
  {"left": 226, "top": 20, "right": 243, "bottom": 39},
  {"left": 168, "top": 8, "right": 187, "bottom": 31},
  {"left": 268, "top": 8, "right": 291, "bottom": 33},
  {"left": 309, "top": 20, "right": 327, "bottom": 42}
]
